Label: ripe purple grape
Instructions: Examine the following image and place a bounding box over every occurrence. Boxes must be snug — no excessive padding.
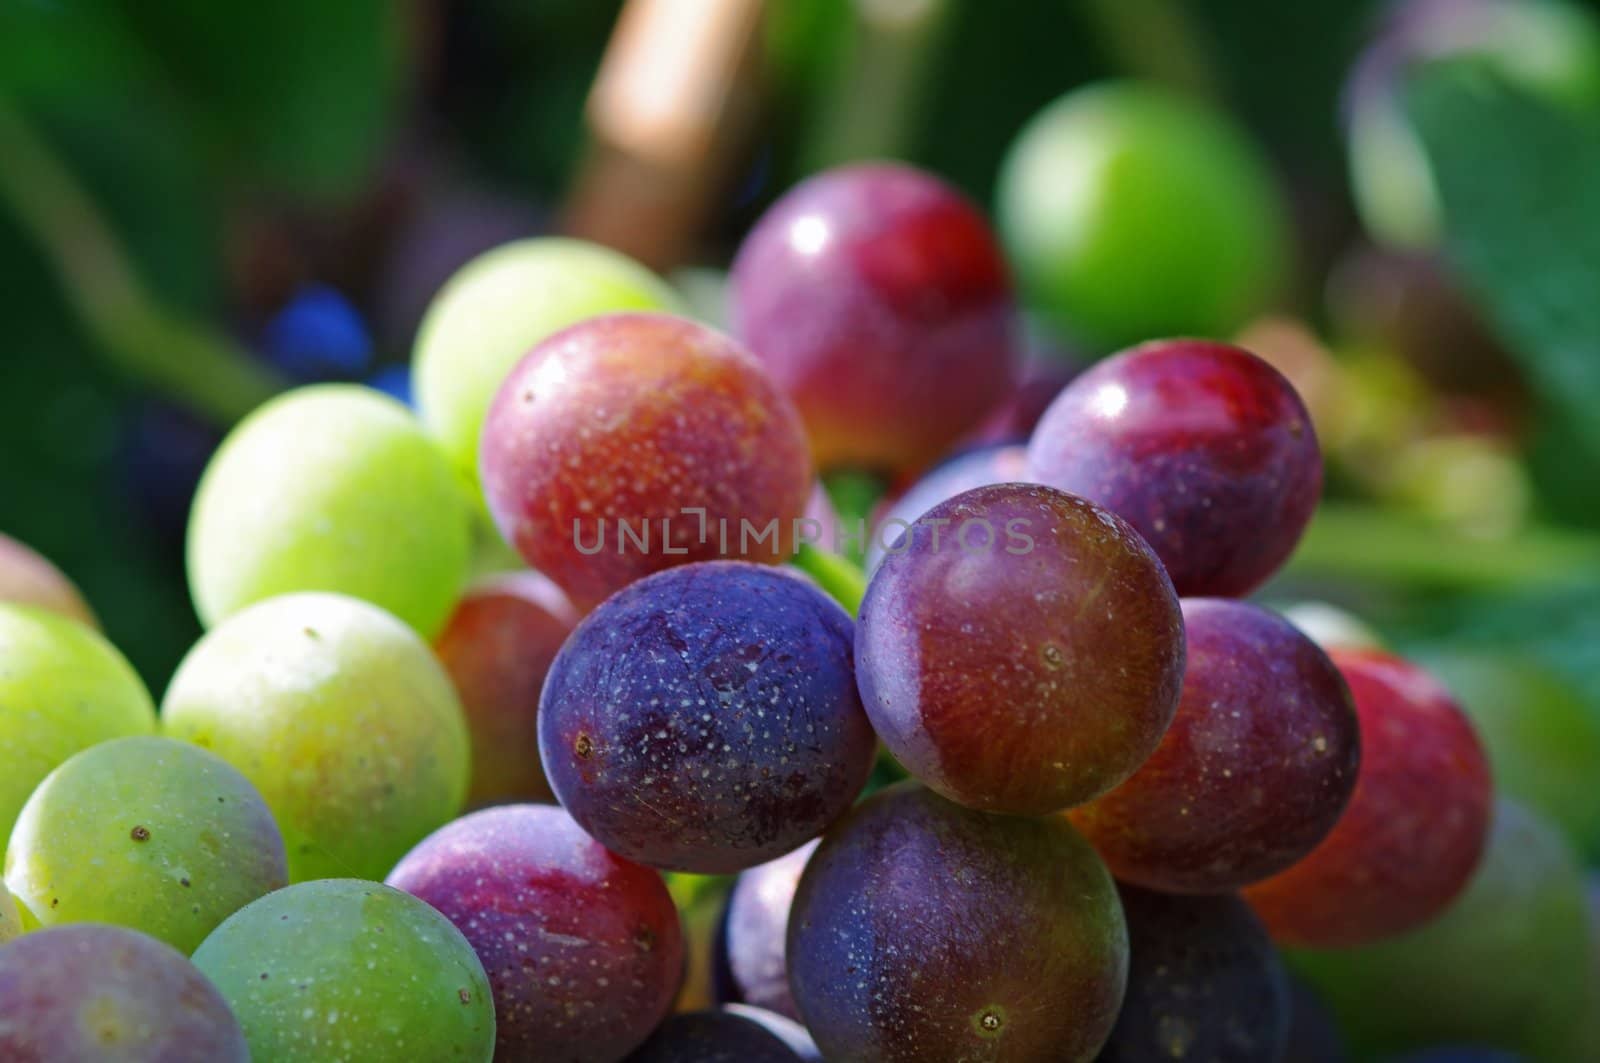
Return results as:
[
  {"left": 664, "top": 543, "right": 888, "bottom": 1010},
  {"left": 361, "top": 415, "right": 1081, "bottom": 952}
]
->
[
  {"left": 788, "top": 783, "right": 1128, "bottom": 1063},
  {"left": 1097, "top": 885, "right": 1290, "bottom": 1063},
  {"left": 856, "top": 483, "right": 1184, "bottom": 814},
  {"left": 539, "top": 561, "right": 874, "bottom": 872},
  {"left": 626, "top": 1011, "right": 805, "bottom": 1062},
  {"left": 729, "top": 163, "right": 1018, "bottom": 473},
  {"left": 1028, "top": 339, "right": 1322, "bottom": 597},
  {"left": 0, "top": 925, "right": 249, "bottom": 1062},
  {"left": 480, "top": 313, "right": 813, "bottom": 610},
  {"left": 386, "top": 804, "right": 684, "bottom": 1062},
  {"left": 718, "top": 839, "right": 817, "bottom": 1020},
  {"left": 1070, "top": 599, "right": 1360, "bottom": 892},
  {"left": 722, "top": 1005, "right": 822, "bottom": 1061},
  {"left": 433, "top": 572, "right": 578, "bottom": 806}
]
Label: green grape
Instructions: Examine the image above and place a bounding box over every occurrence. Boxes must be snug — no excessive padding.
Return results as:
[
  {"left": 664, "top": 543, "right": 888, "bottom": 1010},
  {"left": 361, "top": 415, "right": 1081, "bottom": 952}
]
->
[
  {"left": 1422, "top": 650, "right": 1600, "bottom": 862},
  {"left": 996, "top": 81, "right": 1288, "bottom": 352},
  {"left": 192, "top": 879, "right": 494, "bottom": 1063},
  {"left": 187, "top": 385, "right": 471, "bottom": 638},
  {"left": 0, "top": 603, "right": 157, "bottom": 844},
  {"left": 161, "top": 593, "right": 470, "bottom": 882},
  {"left": 1292, "top": 799, "right": 1591, "bottom": 1061},
  {"left": 0, "top": 878, "right": 19, "bottom": 943},
  {"left": 413, "top": 237, "right": 682, "bottom": 485},
  {"left": 4, "top": 735, "right": 287, "bottom": 954}
]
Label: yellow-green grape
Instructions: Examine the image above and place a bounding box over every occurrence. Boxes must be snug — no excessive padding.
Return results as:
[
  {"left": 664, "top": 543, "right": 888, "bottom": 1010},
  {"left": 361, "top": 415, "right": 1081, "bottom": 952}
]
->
[
  {"left": 0, "top": 879, "right": 19, "bottom": 943},
  {"left": 996, "top": 81, "right": 1288, "bottom": 352},
  {"left": 3, "top": 736, "right": 288, "bottom": 953},
  {"left": 187, "top": 385, "right": 470, "bottom": 638},
  {"left": 0, "top": 604, "right": 156, "bottom": 844},
  {"left": 193, "top": 879, "right": 494, "bottom": 1063},
  {"left": 161, "top": 593, "right": 470, "bottom": 882},
  {"left": 413, "top": 237, "right": 682, "bottom": 485}
]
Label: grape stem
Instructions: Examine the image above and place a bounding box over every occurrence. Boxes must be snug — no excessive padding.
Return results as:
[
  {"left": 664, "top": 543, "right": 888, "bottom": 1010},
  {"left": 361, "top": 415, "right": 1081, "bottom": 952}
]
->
[
  {"left": 0, "top": 98, "right": 285, "bottom": 424},
  {"left": 1082, "top": 0, "right": 1220, "bottom": 100},
  {"left": 1289, "top": 503, "right": 1600, "bottom": 590},
  {"left": 791, "top": 544, "right": 868, "bottom": 616}
]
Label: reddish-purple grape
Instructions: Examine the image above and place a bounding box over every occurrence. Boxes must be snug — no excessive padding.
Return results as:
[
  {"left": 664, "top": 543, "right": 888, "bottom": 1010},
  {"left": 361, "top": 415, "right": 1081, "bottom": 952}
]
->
[
  {"left": 0, "top": 925, "right": 248, "bottom": 1062},
  {"left": 1071, "top": 599, "right": 1360, "bottom": 892},
  {"left": 480, "top": 313, "right": 813, "bottom": 610},
  {"left": 385, "top": 803, "right": 684, "bottom": 1062},
  {"left": 1028, "top": 339, "right": 1322, "bottom": 597},
  {"left": 1245, "top": 650, "right": 1492, "bottom": 948},
  {"left": 539, "top": 561, "right": 875, "bottom": 872},
  {"left": 433, "top": 571, "right": 578, "bottom": 806},
  {"left": 729, "top": 163, "right": 1018, "bottom": 474},
  {"left": 717, "top": 839, "right": 817, "bottom": 1020},
  {"left": 788, "top": 783, "right": 1128, "bottom": 1063},
  {"left": 625, "top": 1011, "right": 804, "bottom": 1062},
  {"left": 1096, "top": 885, "right": 1290, "bottom": 1063},
  {"left": 856, "top": 483, "right": 1184, "bottom": 814},
  {"left": 865, "top": 445, "right": 1031, "bottom": 572}
]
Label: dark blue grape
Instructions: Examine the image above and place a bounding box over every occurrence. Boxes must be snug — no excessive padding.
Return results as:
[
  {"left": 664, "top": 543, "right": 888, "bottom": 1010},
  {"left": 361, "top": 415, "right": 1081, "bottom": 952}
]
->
[
  {"left": 260, "top": 284, "right": 373, "bottom": 381},
  {"left": 539, "top": 561, "right": 875, "bottom": 873}
]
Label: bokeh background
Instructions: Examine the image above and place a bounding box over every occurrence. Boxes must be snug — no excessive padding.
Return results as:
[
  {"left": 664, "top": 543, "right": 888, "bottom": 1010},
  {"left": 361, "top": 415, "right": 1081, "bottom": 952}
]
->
[{"left": 0, "top": 0, "right": 1596, "bottom": 717}]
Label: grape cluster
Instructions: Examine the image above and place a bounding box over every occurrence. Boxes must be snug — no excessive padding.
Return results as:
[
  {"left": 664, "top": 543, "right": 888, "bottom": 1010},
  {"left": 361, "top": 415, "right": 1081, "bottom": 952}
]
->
[{"left": 0, "top": 155, "right": 1516, "bottom": 1063}]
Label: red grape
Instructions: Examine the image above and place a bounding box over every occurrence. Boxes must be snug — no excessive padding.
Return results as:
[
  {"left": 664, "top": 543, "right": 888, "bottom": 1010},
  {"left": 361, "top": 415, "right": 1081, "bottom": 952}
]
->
[
  {"left": 855, "top": 483, "right": 1184, "bottom": 814},
  {"left": 729, "top": 163, "right": 1018, "bottom": 474},
  {"left": 787, "top": 783, "right": 1127, "bottom": 1063},
  {"left": 539, "top": 561, "right": 874, "bottom": 872},
  {"left": 433, "top": 571, "right": 578, "bottom": 806},
  {"left": 385, "top": 804, "right": 684, "bottom": 1062},
  {"left": 480, "top": 313, "right": 813, "bottom": 609},
  {"left": 1028, "top": 339, "right": 1321, "bottom": 597},
  {"left": 1244, "top": 649, "right": 1492, "bottom": 947},
  {"left": 1070, "top": 599, "right": 1360, "bottom": 892}
]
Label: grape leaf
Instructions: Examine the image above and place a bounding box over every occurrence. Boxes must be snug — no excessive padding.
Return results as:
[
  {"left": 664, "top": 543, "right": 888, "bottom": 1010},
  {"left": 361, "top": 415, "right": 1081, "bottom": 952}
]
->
[{"left": 1406, "top": 65, "right": 1600, "bottom": 480}]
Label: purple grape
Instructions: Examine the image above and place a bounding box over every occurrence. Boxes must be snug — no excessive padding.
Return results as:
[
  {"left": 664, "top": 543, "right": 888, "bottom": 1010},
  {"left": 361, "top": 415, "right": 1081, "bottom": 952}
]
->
[
  {"left": 1096, "top": 886, "right": 1290, "bottom": 1063},
  {"left": 856, "top": 483, "right": 1185, "bottom": 814},
  {"left": 788, "top": 783, "right": 1128, "bottom": 1063},
  {"left": 385, "top": 803, "right": 684, "bottom": 1062},
  {"left": 722, "top": 1005, "right": 821, "bottom": 1061},
  {"left": 539, "top": 561, "right": 875, "bottom": 872},
  {"left": 1070, "top": 599, "right": 1360, "bottom": 893},
  {"left": 865, "top": 445, "right": 1031, "bottom": 572},
  {"left": 625, "top": 1011, "right": 804, "bottom": 1062},
  {"left": 259, "top": 284, "right": 373, "bottom": 381},
  {"left": 718, "top": 839, "right": 818, "bottom": 1020},
  {"left": 0, "top": 925, "right": 248, "bottom": 1062},
  {"left": 1028, "top": 339, "right": 1322, "bottom": 597},
  {"left": 729, "top": 163, "right": 1018, "bottom": 474}
]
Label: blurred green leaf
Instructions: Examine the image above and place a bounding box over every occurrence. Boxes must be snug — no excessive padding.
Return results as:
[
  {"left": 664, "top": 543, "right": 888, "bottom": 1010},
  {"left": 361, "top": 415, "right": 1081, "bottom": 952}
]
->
[
  {"left": 114, "top": 0, "right": 408, "bottom": 200},
  {"left": 0, "top": 0, "right": 152, "bottom": 97},
  {"left": 1407, "top": 65, "right": 1600, "bottom": 519}
]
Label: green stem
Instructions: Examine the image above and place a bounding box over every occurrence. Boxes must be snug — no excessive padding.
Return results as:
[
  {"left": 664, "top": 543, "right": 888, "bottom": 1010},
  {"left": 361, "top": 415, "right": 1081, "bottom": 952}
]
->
[
  {"left": 791, "top": 543, "right": 868, "bottom": 616},
  {"left": 1288, "top": 503, "right": 1600, "bottom": 590},
  {"left": 1082, "top": 0, "right": 1221, "bottom": 99},
  {"left": 0, "top": 98, "right": 284, "bottom": 424}
]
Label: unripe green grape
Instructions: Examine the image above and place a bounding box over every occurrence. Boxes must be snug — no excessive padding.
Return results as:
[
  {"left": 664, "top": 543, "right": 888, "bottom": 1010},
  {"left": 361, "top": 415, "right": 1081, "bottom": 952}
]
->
[
  {"left": 0, "top": 603, "right": 156, "bottom": 844},
  {"left": 187, "top": 385, "right": 470, "bottom": 638},
  {"left": 4, "top": 735, "right": 288, "bottom": 953},
  {"left": 161, "top": 593, "right": 470, "bottom": 882},
  {"left": 0, "top": 879, "right": 19, "bottom": 943},
  {"left": 413, "top": 237, "right": 682, "bottom": 485},
  {"left": 192, "top": 879, "right": 494, "bottom": 1063},
  {"left": 996, "top": 81, "right": 1288, "bottom": 352}
]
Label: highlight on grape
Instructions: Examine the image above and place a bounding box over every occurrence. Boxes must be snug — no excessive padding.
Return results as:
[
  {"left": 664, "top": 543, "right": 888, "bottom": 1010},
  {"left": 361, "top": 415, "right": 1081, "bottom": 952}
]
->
[{"left": 568, "top": 507, "right": 1040, "bottom": 558}]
